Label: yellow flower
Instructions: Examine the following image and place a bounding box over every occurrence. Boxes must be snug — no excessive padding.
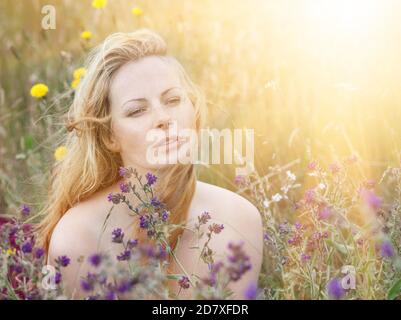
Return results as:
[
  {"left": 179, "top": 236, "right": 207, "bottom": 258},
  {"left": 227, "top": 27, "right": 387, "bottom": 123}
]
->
[
  {"left": 131, "top": 7, "right": 143, "bottom": 16},
  {"left": 54, "top": 146, "right": 68, "bottom": 161},
  {"left": 6, "top": 248, "right": 16, "bottom": 255},
  {"left": 30, "top": 83, "right": 49, "bottom": 98},
  {"left": 92, "top": 0, "right": 107, "bottom": 9},
  {"left": 81, "top": 30, "right": 92, "bottom": 40},
  {"left": 73, "top": 67, "right": 87, "bottom": 80},
  {"left": 71, "top": 78, "right": 80, "bottom": 89}
]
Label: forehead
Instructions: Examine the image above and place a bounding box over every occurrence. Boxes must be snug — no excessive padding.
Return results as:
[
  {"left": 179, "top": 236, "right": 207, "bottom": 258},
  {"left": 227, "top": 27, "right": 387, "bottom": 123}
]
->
[{"left": 109, "top": 56, "right": 181, "bottom": 104}]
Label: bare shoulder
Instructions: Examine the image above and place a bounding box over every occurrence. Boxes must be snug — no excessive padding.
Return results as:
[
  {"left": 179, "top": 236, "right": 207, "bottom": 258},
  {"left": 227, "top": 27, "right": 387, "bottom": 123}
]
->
[
  {"left": 193, "top": 180, "right": 262, "bottom": 224},
  {"left": 48, "top": 186, "right": 114, "bottom": 265}
]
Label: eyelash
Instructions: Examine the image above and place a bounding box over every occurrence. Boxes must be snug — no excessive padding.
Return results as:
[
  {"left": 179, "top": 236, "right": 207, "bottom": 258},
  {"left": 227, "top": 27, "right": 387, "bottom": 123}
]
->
[{"left": 127, "top": 97, "right": 181, "bottom": 117}]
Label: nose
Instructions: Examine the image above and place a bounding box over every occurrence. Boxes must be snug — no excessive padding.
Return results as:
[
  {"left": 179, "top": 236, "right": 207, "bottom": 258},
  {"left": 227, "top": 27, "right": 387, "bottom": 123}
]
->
[{"left": 153, "top": 104, "right": 172, "bottom": 130}]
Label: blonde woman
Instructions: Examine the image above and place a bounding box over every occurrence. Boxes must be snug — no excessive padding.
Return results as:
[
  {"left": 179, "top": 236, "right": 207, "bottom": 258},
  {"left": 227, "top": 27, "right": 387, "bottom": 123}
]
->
[{"left": 36, "top": 29, "right": 263, "bottom": 299}]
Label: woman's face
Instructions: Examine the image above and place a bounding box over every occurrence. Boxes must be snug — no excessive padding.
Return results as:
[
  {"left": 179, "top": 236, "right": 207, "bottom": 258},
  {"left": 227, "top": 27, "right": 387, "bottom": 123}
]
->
[{"left": 108, "top": 55, "right": 196, "bottom": 171}]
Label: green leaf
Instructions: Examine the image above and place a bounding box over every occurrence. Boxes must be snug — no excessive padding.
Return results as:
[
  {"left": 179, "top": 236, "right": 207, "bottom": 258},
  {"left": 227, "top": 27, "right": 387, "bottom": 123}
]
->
[
  {"left": 24, "top": 134, "right": 36, "bottom": 151},
  {"left": 387, "top": 279, "right": 401, "bottom": 300}
]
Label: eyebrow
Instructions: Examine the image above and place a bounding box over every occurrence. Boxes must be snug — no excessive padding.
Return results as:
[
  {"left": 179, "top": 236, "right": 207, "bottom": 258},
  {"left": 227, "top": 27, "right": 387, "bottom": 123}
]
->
[{"left": 121, "top": 86, "right": 182, "bottom": 108}]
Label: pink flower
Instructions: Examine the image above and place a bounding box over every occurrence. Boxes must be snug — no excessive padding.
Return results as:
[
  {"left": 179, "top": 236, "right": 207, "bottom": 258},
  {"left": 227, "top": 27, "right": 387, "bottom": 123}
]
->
[{"left": 360, "top": 188, "right": 382, "bottom": 211}]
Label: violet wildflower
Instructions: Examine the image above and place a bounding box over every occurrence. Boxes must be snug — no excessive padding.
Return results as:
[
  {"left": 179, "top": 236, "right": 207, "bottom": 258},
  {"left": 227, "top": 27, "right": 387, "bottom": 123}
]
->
[
  {"left": 107, "top": 192, "right": 122, "bottom": 205},
  {"left": 326, "top": 277, "right": 345, "bottom": 300},
  {"left": 127, "top": 239, "right": 138, "bottom": 249},
  {"left": 380, "top": 240, "right": 394, "bottom": 259},
  {"left": 178, "top": 276, "right": 190, "bottom": 289},
  {"left": 116, "top": 278, "right": 136, "bottom": 294},
  {"left": 226, "top": 242, "right": 252, "bottom": 281},
  {"left": 54, "top": 272, "right": 62, "bottom": 284},
  {"left": 56, "top": 255, "right": 70, "bottom": 267},
  {"left": 161, "top": 210, "right": 169, "bottom": 222},
  {"left": 150, "top": 196, "right": 162, "bottom": 207},
  {"left": 88, "top": 253, "right": 102, "bottom": 267},
  {"left": 244, "top": 281, "right": 258, "bottom": 300},
  {"left": 199, "top": 211, "right": 211, "bottom": 224},
  {"left": 117, "top": 250, "right": 131, "bottom": 261},
  {"left": 279, "top": 222, "right": 290, "bottom": 234},
  {"left": 105, "top": 291, "right": 116, "bottom": 300},
  {"left": 146, "top": 172, "right": 157, "bottom": 186},
  {"left": 139, "top": 215, "right": 149, "bottom": 229},
  {"left": 119, "top": 182, "right": 130, "bottom": 193},
  {"left": 112, "top": 228, "right": 124, "bottom": 243},
  {"left": 360, "top": 188, "right": 382, "bottom": 211},
  {"left": 209, "top": 223, "right": 224, "bottom": 234},
  {"left": 20, "top": 204, "right": 31, "bottom": 216},
  {"left": 118, "top": 166, "right": 132, "bottom": 178},
  {"left": 301, "top": 253, "right": 311, "bottom": 263},
  {"left": 35, "top": 248, "right": 45, "bottom": 259},
  {"left": 21, "top": 240, "right": 33, "bottom": 253},
  {"left": 318, "top": 206, "right": 331, "bottom": 220}
]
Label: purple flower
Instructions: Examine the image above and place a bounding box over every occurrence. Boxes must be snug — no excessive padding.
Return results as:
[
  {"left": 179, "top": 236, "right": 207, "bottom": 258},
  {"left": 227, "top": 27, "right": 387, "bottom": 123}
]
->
[
  {"left": 279, "top": 222, "right": 290, "bottom": 234},
  {"left": 318, "top": 206, "right": 331, "bottom": 220},
  {"left": 21, "top": 240, "right": 33, "bottom": 253},
  {"left": 117, "top": 250, "right": 131, "bottom": 261},
  {"left": 150, "top": 196, "right": 162, "bottom": 207},
  {"left": 35, "top": 248, "right": 45, "bottom": 259},
  {"left": 208, "top": 223, "right": 224, "bottom": 234},
  {"left": 81, "top": 279, "right": 94, "bottom": 292},
  {"left": 139, "top": 216, "right": 149, "bottom": 229},
  {"left": 56, "top": 255, "right": 70, "bottom": 267},
  {"left": 326, "top": 277, "right": 345, "bottom": 300},
  {"left": 244, "top": 281, "right": 258, "bottom": 300},
  {"left": 54, "top": 272, "right": 62, "bottom": 284},
  {"left": 360, "top": 188, "right": 382, "bottom": 211},
  {"left": 104, "top": 291, "right": 116, "bottom": 300},
  {"left": 118, "top": 166, "right": 128, "bottom": 177},
  {"left": 263, "top": 233, "right": 271, "bottom": 242},
  {"left": 226, "top": 242, "right": 252, "bottom": 281},
  {"left": 88, "top": 254, "right": 102, "bottom": 267},
  {"left": 119, "top": 182, "right": 130, "bottom": 193},
  {"left": 178, "top": 276, "right": 190, "bottom": 289},
  {"left": 127, "top": 239, "right": 138, "bottom": 249},
  {"left": 146, "top": 172, "right": 157, "bottom": 186},
  {"left": 199, "top": 211, "right": 211, "bottom": 224},
  {"left": 301, "top": 253, "right": 311, "bottom": 263},
  {"left": 380, "top": 240, "right": 394, "bottom": 258},
  {"left": 111, "top": 228, "right": 124, "bottom": 243},
  {"left": 161, "top": 210, "right": 169, "bottom": 222},
  {"left": 20, "top": 204, "right": 31, "bottom": 216},
  {"left": 107, "top": 192, "right": 122, "bottom": 205},
  {"left": 116, "top": 279, "right": 136, "bottom": 293}
]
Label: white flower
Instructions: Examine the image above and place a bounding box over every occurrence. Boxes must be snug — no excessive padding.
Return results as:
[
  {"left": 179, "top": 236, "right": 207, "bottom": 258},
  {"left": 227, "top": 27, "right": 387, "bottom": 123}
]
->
[
  {"left": 286, "top": 170, "right": 296, "bottom": 181},
  {"left": 263, "top": 199, "right": 270, "bottom": 208},
  {"left": 272, "top": 193, "right": 283, "bottom": 202},
  {"left": 318, "top": 183, "right": 326, "bottom": 190}
]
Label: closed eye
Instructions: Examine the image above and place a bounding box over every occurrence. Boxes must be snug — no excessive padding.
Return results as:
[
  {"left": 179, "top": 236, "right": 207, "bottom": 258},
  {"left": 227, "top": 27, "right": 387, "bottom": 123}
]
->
[
  {"left": 127, "top": 107, "right": 147, "bottom": 117},
  {"left": 166, "top": 97, "right": 181, "bottom": 105}
]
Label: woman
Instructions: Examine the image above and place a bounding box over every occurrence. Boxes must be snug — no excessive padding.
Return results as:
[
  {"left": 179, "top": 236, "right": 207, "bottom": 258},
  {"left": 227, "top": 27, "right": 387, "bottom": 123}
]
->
[{"left": 36, "top": 29, "right": 263, "bottom": 299}]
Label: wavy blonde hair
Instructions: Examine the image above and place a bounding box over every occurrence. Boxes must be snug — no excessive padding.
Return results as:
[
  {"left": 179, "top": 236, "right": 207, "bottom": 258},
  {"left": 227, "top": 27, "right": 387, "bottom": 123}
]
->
[{"left": 35, "top": 29, "right": 206, "bottom": 257}]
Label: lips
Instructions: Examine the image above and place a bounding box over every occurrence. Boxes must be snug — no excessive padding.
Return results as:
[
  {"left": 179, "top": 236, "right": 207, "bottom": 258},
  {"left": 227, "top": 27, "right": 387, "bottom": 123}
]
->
[{"left": 154, "top": 136, "right": 187, "bottom": 148}]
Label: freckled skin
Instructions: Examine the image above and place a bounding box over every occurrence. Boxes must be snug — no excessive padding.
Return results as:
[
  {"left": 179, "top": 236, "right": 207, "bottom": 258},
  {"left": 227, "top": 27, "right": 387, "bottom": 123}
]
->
[{"left": 48, "top": 56, "right": 264, "bottom": 299}]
